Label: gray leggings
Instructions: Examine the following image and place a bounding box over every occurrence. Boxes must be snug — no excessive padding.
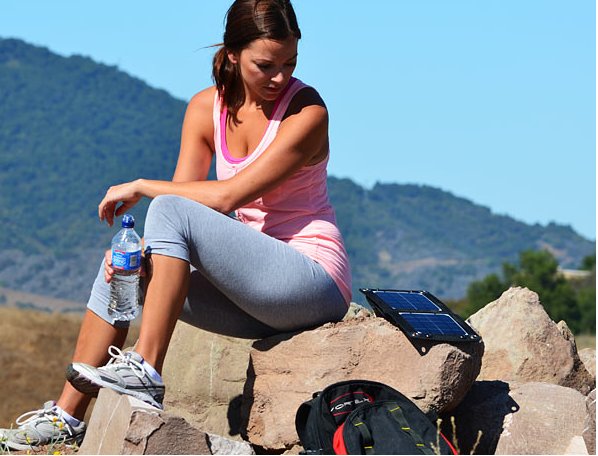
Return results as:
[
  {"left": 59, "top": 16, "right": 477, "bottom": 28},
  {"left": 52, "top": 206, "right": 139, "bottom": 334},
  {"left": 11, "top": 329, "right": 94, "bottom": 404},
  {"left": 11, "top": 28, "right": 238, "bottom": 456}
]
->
[{"left": 87, "top": 195, "right": 348, "bottom": 338}]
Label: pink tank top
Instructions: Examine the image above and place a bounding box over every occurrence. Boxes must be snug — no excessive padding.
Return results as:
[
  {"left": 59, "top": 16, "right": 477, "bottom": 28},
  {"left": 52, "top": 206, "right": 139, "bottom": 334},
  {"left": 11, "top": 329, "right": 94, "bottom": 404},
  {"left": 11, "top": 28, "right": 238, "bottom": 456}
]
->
[{"left": 213, "top": 78, "right": 352, "bottom": 304}]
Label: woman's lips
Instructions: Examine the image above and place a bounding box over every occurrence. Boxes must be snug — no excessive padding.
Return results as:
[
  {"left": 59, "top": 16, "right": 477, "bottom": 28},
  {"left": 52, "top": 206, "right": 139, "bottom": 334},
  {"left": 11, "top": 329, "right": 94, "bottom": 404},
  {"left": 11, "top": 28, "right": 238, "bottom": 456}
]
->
[{"left": 264, "top": 86, "right": 281, "bottom": 94}]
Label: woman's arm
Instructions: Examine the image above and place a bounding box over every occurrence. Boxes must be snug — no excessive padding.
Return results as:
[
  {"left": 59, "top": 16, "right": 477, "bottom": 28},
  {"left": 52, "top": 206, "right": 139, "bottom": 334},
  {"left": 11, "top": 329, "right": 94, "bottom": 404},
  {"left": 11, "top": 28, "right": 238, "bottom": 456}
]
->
[{"left": 98, "top": 88, "right": 328, "bottom": 226}]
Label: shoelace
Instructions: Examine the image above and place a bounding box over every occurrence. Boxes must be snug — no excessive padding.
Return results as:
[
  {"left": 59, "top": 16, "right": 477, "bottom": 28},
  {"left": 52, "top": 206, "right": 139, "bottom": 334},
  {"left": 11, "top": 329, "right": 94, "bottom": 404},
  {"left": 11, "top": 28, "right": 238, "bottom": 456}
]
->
[
  {"left": 15, "top": 405, "right": 73, "bottom": 437},
  {"left": 105, "top": 345, "right": 147, "bottom": 380}
]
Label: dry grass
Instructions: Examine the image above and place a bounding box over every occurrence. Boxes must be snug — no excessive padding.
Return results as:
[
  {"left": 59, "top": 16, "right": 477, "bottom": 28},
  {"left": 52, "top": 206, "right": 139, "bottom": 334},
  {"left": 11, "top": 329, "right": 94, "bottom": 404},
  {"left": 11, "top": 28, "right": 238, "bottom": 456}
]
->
[
  {"left": 0, "top": 308, "right": 139, "bottom": 429},
  {"left": 575, "top": 333, "right": 596, "bottom": 350}
]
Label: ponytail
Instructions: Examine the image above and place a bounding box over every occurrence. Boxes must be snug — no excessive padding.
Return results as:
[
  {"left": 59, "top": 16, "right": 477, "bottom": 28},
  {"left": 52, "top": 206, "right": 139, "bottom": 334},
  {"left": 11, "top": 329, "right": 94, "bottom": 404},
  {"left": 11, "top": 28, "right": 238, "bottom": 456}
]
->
[{"left": 212, "top": 46, "right": 244, "bottom": 124}]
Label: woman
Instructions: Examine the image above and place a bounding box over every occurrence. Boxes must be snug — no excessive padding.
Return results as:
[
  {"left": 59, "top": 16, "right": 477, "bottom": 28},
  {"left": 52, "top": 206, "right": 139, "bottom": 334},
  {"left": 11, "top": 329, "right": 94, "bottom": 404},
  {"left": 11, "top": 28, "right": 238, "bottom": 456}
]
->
[{"left": 0, "top": 0, "right": 351, "bottom": 450}]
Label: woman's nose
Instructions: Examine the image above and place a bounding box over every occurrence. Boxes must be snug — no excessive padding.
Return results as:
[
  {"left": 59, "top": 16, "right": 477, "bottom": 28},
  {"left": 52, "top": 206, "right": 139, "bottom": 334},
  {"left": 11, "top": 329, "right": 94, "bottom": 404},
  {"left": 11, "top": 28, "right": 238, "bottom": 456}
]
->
[{"left": 271, "top": 69, "right": 285, "bottom": 83}]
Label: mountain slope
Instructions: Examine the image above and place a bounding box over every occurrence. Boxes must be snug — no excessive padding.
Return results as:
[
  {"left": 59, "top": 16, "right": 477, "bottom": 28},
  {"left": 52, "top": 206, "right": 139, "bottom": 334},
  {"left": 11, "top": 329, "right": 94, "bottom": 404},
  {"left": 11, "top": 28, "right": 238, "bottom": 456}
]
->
[
  {"left": 329, "top": 178, "right": 593, "bottom": 298},
  {"left": 0, "top": 38, "right": 593, "bottom": 303},
  {"left": 0, "top": 37, "right": 186, "bottom": 252}
]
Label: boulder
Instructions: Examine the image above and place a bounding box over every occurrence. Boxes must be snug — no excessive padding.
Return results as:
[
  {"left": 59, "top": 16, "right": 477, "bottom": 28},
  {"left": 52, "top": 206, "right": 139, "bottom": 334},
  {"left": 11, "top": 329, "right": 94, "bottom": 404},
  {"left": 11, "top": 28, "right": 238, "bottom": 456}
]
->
[
  {"left": 161, "top": 320, "right": 254, "bottom": 439},
  {"left": 467, "top": 287, "right": 594, "bottom": 394},
  {"left": 496, "top": 382, "right": 587, "bottom": 455},
  {"left": 579, "top": 348, "right": 596, "bottom": 381},
  {"left": 160, "top": 303, "right": 371, "bottom": 439},
  {"left": 441, "top": 381, "right": 587, "bottom": 455},
  {"left": 242, "top": 316, "right": 483, "bottom": 451},
  {"left": 80, "top": 388, "right": 255, "bottom": 455},
  {"left": 583, "top": 389, "right": 596, "bottom": 454}
]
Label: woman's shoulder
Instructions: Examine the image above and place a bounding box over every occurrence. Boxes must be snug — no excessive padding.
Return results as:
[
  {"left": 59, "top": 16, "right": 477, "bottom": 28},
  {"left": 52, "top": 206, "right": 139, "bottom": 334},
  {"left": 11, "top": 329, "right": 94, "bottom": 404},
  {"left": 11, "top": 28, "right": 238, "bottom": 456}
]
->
[
  {"left": 187, "top": 86, "right": 218, "bottom": 112},
  {"left": 183, "top": 86, "right": 218, "bottom": 134}
]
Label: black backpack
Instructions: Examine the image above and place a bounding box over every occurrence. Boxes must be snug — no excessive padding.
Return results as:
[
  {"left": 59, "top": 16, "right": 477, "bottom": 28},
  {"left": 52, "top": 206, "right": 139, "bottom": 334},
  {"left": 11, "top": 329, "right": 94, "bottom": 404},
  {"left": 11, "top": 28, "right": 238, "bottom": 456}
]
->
[{"left": 295, "top": 380, "right": 457, "bottom": 455}]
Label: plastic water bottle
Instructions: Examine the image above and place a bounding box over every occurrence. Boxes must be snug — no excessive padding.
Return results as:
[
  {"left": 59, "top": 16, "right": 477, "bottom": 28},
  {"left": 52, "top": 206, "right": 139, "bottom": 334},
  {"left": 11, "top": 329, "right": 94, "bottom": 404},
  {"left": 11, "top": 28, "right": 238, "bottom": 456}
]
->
[{"left": 108, "top": 214, "right": 142, "bottom": 321}]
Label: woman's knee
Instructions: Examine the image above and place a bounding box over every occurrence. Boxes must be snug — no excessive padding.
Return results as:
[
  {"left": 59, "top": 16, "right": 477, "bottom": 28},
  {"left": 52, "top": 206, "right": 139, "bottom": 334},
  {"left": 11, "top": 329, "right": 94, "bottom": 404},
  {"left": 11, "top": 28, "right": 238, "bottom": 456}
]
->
[
  {"left": 147, "top": 194, "right": 188, "bottom": 220},
  {"left": 145, "top": 195, "right": 191, "bottom": 238}
]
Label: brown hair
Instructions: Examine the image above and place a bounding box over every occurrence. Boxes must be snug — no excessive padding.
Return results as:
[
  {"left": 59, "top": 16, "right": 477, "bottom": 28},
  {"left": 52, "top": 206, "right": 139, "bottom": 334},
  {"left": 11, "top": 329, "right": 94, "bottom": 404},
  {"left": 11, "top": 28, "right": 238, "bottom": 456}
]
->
[{"left": 212, "top": 0, "right": 301, "bottom": 123}]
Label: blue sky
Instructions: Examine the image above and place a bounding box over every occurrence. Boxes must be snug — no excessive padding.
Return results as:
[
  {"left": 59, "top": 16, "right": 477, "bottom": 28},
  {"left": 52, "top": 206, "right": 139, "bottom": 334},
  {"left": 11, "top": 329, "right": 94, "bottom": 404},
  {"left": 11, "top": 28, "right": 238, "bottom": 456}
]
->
[{"left": 1, "top": 0, "right": 596, "bottom": 240}]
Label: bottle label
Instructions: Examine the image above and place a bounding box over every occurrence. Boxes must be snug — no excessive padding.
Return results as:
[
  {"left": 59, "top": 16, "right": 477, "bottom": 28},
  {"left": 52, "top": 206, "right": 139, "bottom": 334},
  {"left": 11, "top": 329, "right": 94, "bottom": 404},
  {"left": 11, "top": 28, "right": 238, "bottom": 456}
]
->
[{"left": 112, "top": 249, "right": 142, "bottom": 271}]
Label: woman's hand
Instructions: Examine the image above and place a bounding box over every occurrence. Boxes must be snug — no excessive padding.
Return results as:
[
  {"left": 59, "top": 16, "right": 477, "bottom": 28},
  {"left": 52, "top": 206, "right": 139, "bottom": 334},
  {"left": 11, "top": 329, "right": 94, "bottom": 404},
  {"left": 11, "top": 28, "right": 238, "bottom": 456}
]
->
[
  {"left": 104, "top": 248, "right": 147, "bottom": 283},
  {"left": 98, "top": 180, "right": 143, "bottom": 226}
]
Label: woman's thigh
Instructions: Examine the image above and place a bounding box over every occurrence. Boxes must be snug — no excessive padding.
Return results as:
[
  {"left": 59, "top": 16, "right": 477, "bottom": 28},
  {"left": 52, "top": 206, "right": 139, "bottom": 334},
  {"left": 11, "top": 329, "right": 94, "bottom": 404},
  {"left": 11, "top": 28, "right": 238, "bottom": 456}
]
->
[{"left": 144, "top": 195, "right": 347, "bottom": 335}]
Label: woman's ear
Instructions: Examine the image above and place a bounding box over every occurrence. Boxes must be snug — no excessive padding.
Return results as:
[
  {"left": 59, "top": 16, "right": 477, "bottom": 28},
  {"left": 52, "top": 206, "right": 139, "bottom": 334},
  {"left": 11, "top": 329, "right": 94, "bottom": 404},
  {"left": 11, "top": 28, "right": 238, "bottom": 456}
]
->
[{"left": 227, "top": 50, "right": 239, "bottom": 65}]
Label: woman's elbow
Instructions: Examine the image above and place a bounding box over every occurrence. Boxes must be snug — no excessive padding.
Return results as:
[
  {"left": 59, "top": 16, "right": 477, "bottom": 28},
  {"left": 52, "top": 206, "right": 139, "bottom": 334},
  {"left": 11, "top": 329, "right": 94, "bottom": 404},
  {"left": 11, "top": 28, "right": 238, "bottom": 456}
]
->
[
  {"left": 217, "top": 199, "right": 236, "bottom": 215},
  {"left": 212, "top": 184, "right": 238, "bottom": 214}
]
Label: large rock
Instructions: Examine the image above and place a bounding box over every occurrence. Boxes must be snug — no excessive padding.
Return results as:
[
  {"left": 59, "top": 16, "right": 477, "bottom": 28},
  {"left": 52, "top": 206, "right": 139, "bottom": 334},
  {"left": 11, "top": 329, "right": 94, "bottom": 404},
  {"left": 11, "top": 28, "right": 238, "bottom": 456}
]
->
[
  {"left": 579, "top": 348, "right": 596, "bottom": 381},
  {"left": 161, "top": 320, "right": 254, "bottom": 439},
  {"left": 442, "top": 381, "right": 587, "bottom": 455},
  {"left": 160, "top": 305, "right": 372, "bottom": 439},
  {"left": 467, "top": 287, "right": 594, "bottom": 394},
  {"left": 80, "top": 388, "right": 255, "bottom": 455},
  {"left": 583, "top": 389, "right": 596, "bottom": 454},
  {"left": 496, "top": 382, "right": 587, "bottom": 455},
  {"left": 242, "top": 316, "right": 484, "bottom": 451}
]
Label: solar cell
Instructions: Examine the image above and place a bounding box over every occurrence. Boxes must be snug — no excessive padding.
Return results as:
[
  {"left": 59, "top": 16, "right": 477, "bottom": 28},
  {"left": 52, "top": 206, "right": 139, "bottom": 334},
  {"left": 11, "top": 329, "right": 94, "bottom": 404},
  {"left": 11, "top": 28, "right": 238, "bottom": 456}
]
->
[
  {"left": 359, "top": 288, "right": 481, "bottom": 342},
  {"left": 372, "top": 291, "right": 440, "bottom": 311},
  {"left": 399, "top": 312, "right": 468, "bottom": 337}
]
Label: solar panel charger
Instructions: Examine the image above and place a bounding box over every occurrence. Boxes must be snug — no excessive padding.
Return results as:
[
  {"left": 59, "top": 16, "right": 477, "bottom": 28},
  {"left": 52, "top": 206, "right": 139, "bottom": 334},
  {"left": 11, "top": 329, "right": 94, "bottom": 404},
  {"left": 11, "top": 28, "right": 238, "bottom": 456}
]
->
[{"left": 359, "top": 288, "right": 480, "bottom": 343}]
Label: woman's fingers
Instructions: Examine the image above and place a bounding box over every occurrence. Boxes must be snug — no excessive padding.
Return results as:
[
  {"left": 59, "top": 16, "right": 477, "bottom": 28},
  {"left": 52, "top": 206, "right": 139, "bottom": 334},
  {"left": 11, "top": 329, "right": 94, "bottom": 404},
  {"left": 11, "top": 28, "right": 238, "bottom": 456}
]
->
[
  {"left": 98, "top": 196, "right": 116, "bottom": 227},
  {"left": 104, "top": 249, "right": 114, "bottom": 283},
  {"left": 98, "top": 182, "right": 141, "bottom": 226}
]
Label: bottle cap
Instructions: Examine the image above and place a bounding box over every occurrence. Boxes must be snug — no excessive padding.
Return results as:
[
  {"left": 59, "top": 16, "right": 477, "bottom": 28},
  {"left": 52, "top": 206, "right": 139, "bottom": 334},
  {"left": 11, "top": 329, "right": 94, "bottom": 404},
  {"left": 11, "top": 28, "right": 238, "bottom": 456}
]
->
[{"left": 121, "top": 214, "right": 135, "bottom": 228}]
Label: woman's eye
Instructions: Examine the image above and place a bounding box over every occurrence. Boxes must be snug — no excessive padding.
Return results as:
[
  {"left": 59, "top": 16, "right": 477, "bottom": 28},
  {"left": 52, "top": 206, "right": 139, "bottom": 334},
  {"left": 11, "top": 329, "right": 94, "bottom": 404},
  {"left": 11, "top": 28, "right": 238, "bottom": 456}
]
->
[
  {"left": 257, "top": 63, "right": 272, "bottom": 70},
  {"left": 285, "top": 62, "right": 297, "bottom": 68}
]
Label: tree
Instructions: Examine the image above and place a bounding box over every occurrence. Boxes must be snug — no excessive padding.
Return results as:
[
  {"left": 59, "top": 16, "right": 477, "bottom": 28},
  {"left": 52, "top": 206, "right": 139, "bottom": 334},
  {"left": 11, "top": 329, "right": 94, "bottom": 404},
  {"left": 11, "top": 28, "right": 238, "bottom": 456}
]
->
[
  {"left": 574, "top": 254, "right": 596, "bottom": 333},
  {"left": 464, "top": 273, "right": 504, "bottom": 316},
  {"left": 580, "top": 254, "right": 596, "bottom": 271},
  {"left": 465, "top": 249, "right": 587, "bottom": 333}
]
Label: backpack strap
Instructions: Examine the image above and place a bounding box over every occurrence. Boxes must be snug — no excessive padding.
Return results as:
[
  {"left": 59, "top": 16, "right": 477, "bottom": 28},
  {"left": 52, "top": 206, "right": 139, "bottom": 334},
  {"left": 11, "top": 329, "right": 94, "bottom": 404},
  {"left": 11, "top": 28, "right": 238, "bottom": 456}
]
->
[
  {"left": 352, "top": 421, "right": 375, "bottom": 455},
  {"left": 386, "top": 403, "right": 435, "bottom": 455}
]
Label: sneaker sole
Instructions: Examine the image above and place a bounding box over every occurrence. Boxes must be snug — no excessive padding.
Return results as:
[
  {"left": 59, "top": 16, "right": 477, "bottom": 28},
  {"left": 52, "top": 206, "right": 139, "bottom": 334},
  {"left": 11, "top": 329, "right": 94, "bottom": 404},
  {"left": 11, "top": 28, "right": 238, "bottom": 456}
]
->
[
  {"left": 66, "top": 364, "right": 164, "bottom": 410},
  {"left": 2, "top": 431, "right": 85, "bottom": 451},
  {"left": 66, "top": 364, "right": 100, "bottom": 397}
]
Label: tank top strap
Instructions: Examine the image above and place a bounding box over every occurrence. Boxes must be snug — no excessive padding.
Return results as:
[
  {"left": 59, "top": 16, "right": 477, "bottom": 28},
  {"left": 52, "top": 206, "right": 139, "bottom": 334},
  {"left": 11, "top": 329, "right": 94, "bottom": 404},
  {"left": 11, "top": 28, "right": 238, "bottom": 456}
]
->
[
  {"left": 257, "top": 78, "right": 309, "bottom": 153},
  {"left": 213, "top": 78, "right": 311, "bottom": 164},
  {"left": 213, "top": 89, "right": 223, "bottom": 160}
]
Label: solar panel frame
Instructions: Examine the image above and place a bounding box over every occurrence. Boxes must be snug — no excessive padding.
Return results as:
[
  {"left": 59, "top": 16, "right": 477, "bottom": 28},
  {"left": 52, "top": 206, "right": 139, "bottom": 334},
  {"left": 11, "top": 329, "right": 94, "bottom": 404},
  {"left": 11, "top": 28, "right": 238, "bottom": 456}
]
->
[{"left": 359, "top": 288, "right": 481, "bottom": 342}]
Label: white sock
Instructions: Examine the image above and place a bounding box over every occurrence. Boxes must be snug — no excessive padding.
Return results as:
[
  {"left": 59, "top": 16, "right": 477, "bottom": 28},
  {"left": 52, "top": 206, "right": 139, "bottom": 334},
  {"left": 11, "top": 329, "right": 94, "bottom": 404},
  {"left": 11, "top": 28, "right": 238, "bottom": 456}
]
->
[
  {"left": 53, "top": 404, "right": 82, "bottom": 427},
  {"left": 142, "top": 359, "right": 163, "bottom": 383}
]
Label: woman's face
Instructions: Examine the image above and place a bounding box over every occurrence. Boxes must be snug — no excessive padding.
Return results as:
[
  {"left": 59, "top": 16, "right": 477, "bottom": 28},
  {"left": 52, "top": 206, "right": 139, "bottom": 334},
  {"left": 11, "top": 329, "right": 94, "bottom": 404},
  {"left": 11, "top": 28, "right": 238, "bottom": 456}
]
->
[{"left": 228, "top": 36, "right": 298, "bottom": 103}]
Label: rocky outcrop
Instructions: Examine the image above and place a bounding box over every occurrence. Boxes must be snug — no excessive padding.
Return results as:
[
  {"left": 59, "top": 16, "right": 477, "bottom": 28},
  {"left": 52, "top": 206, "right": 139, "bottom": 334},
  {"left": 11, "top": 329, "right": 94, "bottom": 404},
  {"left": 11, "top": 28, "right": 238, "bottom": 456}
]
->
[
  {"left": 467, "top": 287, "right": 594, "bottom": 394},
  {"left": 441, "top": 381, "right": 588, "bottom": 455},
  {"left": 80, "top": 288, "right": 593, "bottom": 455},
  {"left": 161, "top": 320, "right": 254, "bottom": 439},
  {"left": 496, "top": 382, "right": 587, "bottom": 455},
  {"left": 80, "top": 388, "right": 254, "bottom": 455},
  {"left": 579, "top": 348, "right": 596, "bottom": 381},
  {"left": 583, "top": 389, "right": 596, "bottom": 454},
  {"left": 159, "top": 305, "right": 374, "bottom": 441},
  {"left": 241, "top": 316, "right": 483, "bottom": 451}
]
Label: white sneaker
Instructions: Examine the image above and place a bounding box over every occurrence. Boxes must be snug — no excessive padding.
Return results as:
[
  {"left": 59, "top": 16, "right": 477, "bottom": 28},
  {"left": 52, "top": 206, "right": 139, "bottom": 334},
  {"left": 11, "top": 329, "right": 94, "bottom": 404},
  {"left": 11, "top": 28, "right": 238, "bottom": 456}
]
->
[
  {"left": 66, "top": 346, "right": 165, "bottom": 409},
  {"left": 0, "top": 401, "right": 86, "bottom": 451}
]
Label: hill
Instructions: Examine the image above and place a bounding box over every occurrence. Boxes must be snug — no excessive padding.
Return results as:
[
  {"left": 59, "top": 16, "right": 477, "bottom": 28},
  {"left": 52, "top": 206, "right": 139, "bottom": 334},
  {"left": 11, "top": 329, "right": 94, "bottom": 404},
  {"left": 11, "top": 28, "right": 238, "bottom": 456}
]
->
[
  {"left": 328, "top": 178, "right": 594, "bottom": 299},
  {"left": 0, "top": 37, "right": 594, "bottom": 304}
]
